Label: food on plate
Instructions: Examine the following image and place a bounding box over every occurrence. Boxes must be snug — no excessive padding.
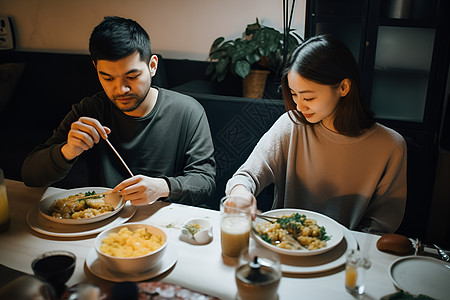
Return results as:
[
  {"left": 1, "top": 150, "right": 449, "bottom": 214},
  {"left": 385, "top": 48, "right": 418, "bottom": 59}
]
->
[
  {"left": 254, "top": 213, "right": 330, "bottom": 250},
  {"left": 48, "top": 191, "right": 115, "bottom": 219},
  {"left": 376, "top": 233, "right": 413, "bottom": 255},
  {"left": 100, "top": 227, "right": 164, "bottom": 257}
]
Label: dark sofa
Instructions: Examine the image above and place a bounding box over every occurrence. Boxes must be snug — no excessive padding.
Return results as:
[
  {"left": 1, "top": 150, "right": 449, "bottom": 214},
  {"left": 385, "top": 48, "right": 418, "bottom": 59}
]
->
[{"left": 0, "top": 51, "right": 285, "bottom": 210}]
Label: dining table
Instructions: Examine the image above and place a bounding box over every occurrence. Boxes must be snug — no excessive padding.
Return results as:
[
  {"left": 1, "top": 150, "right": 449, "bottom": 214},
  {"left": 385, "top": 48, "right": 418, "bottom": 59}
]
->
[{"left": 0, "top": 179, "right": 445, "bottom": 300}]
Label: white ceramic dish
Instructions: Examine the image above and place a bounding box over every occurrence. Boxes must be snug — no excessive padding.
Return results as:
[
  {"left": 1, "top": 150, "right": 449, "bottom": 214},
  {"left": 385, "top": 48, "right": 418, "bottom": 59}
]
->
[
  {"left": 27, "top": 202, "right": 136, "bottom": 237},
  {"left": 179, "top": 218, "right": 213, "bottom": 245},
  {"left": 271, "top": 225, "right": 357, "bottom": 274},
  {"left": 39, "top": 187, "right": 124, "bottom": 224},
  {"left": 86, "top": 245, "right": 177, "bottom": 282},
  {"left": 252, "top": 209, "right": 344, "bottom": 256},
  {"left": 389, "top": 256, "right": 450, "bottom": 299},
  {"left": 95, "top": 223, "right": 168, "bottom": 274}
]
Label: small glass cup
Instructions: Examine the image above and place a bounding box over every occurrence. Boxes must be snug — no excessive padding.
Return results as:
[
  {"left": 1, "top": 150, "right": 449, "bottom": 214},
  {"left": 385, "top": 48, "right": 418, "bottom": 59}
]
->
[
  {"left": 235, "top": 245, "right": 281, "bottom": 300},
  {"left": 345, "top": 249, "right": 371, "bottom": 296},
  {"left": 32, "top": 250, "right": 76, "bottom": 297},
  {"left": 0, "top": 168, "right": 10, "bottom": 233},
  {"left": 220, "top": 195, "right": 252, "bottom": 258}
]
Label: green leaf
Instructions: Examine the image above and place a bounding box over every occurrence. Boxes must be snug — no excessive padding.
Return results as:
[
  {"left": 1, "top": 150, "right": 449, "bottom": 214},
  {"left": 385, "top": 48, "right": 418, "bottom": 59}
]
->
[
  {"left": 234, "top": 60, "right": 251, "bottom": 78},
  {"left": 319, "top": 226, "right": 331, "bottom": 241},
  {"left": 261, "top": 233, "right": 272, "bottom": 244},
  {"left": 246, "top": 52, "right": 261, "bottom": 65},
  {"left": 216, "top": 57, "right": 229, "bottom": 74},
  {"left": 210, "top": 37, "right": 225, "bottom": 53}
]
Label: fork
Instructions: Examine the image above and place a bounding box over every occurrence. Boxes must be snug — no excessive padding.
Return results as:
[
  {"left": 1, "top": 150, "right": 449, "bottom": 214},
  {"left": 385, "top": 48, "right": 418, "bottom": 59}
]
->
[{"left": 434, "top": 244, "right": 450, "bottom": 262}]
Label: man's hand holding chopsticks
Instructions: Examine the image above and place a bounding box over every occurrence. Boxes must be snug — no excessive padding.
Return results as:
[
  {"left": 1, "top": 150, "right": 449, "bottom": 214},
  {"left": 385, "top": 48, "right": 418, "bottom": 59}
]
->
[{"left": 61, "top": 116, "right": 110, "bottom": 161}]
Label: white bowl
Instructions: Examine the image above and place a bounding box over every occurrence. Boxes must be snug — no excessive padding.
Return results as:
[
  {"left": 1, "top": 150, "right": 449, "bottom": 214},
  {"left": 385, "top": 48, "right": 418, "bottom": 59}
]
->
[
  {"left": 95, "top": 223, "right": 167, "bottom": 274},
  {"left": 180, "top": 218, "right": 213, "bottom": 245},
  {"left": 252, "top": 209, "right": 344, "bottom": 256},
  {"left": 39, "top": 187, "right": 124, "bottom": 224}
]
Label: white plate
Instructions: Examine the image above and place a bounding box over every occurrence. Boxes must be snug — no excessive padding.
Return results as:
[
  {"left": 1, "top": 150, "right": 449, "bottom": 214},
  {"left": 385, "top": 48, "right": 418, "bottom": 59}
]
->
[
  {"left": 253, "top": 209, "right": 344, "bottom": 256},
  {"left": 389, "top": 256, "right": 450, "bottom": 299},
  {"left": 269, "top": 225, "right": 357, "bottom": 274},
  {"left": 27, "top": 202, "right": 137, "bottom": 237},
  {"left": 39, "top": 187, "right": 124, "bottom": 224},
  {"left": 85, "top": 245, "right": 177, "bottom": 282}
]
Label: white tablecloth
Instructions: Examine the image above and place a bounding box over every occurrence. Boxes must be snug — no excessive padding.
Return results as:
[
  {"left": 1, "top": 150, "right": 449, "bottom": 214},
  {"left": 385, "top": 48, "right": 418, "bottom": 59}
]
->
[{"left": 0, "top": 180, "right": 415, "bottom": 299}]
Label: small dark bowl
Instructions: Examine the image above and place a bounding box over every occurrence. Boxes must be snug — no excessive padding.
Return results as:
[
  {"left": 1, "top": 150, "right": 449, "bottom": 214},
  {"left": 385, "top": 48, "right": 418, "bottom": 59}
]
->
[{"left": 31, "top": 250, "right": 76, "bottom": 288}]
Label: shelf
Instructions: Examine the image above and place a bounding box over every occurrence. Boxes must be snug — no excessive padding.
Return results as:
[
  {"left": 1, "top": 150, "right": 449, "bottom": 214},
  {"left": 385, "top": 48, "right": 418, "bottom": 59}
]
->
[
  {"left": 373, "top": 67, "right": 429, "bottom": 78},
  {"left": 378, "top": 18, "right": 436, "bottom": 29},
  {"left": 313, "top": 16, "right": 364, "bottom": 24}
]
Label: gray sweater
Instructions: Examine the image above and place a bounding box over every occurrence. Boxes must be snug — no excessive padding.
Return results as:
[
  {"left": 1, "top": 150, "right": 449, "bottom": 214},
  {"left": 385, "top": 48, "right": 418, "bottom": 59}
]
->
[
  {"left": 226, "top": 112, "right": 407, "bottom": 233},
  {"left": 22, "top": 88, "right": 216, "bottom": 206}
]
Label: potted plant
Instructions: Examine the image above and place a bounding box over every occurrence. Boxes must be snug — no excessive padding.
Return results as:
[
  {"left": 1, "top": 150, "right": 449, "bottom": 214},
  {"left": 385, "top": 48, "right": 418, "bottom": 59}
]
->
[{"left": 206, "top": 18, "right": 302, "bottom": 98}]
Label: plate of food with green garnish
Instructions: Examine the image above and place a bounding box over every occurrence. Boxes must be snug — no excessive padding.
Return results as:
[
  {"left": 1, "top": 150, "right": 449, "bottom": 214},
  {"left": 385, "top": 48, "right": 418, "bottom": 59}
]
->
[
  {"left": 39, "top": 187, "right": 124, "bottom": 224},
  {"left": 252, "top": 209, "right": 344, "bottom": 256}
]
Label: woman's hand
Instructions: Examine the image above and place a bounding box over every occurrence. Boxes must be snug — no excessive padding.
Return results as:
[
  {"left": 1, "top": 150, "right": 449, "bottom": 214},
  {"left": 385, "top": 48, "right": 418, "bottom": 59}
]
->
[{"left": 227, "top": 184, "right": 258, "bottom": 217}]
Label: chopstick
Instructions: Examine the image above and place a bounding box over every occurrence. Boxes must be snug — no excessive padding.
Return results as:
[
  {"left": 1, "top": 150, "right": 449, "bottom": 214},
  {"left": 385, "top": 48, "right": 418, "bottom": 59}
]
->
[
  {"left": 105, "top": 138, "right": 134, "bottom": 177},
  {"left": 255, "top": 214, "right": 281, "bottom": 223},
  {"left": 76, "top": 191, "right": 110, "bottom": 201}
]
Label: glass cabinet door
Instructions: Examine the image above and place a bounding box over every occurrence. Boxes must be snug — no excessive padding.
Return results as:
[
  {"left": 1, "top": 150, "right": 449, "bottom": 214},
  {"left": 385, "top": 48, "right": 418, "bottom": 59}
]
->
[
  {"left": 370, "top": 26, "right": 435, "bottom": 122},
  {"left": 307, "top": 0, "right": 367, "bottom": 64}
]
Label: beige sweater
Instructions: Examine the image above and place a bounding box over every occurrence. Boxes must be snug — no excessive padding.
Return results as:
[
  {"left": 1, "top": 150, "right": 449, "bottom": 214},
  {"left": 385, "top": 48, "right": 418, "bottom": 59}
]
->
[{"left": 226, "top": 112, "right": 407, "bottom": 233}]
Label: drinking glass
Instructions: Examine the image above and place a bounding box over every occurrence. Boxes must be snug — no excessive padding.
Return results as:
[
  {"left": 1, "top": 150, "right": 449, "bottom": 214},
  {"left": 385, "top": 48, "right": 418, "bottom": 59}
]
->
[
  {"left": 220, "top": 195, "right": 252, "bottom": 258},
  {"left": 235, "top": 244, "right": 281, "bottom": 300},
  {"left": 0, "top": 168, "right": 10, "bottom": 233},
  {"left": 0, "top": 275, "right": 55, "bottom": 299},
  {"left": 345, "top": 249, "right": 371, "bottom": 296},
  {"left": 32, "top": 250, "right": 76, "bottom": 297}
]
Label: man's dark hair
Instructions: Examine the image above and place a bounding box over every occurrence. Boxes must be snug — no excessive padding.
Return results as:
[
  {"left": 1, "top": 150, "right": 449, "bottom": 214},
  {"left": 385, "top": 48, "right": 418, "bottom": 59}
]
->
[{"left": 89, "top": 16, "right": 151, "bottom": 64}]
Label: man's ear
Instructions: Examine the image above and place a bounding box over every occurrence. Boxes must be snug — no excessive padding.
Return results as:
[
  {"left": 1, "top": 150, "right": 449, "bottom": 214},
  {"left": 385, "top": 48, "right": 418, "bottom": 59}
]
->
[
  {"left": 340, "top": 78, "right": 351, "bottom": 97},
  {"left": 149, "top": 55, "right": 158, "bottom": 77},
  {"left": 92, "top": 61, "right": 97, "bottom": 70}
]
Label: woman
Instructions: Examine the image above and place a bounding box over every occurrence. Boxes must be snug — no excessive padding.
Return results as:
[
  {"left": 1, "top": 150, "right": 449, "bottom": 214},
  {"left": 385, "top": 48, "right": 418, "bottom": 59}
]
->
[{"left": 226, "top": 35, "right": 407, "bottom": 234}]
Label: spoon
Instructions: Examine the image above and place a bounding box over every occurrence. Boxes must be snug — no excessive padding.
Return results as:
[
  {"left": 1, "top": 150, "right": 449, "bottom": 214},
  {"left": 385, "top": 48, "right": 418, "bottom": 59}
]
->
[
  {"left": 103, "top": 192, "right": 123, "bottom": 208},
  {"left": 433, "top": 244, "right": 450, "bottom": 262},
  {"left": 77, "top": 191, "right": 123, "bottom": 208}
]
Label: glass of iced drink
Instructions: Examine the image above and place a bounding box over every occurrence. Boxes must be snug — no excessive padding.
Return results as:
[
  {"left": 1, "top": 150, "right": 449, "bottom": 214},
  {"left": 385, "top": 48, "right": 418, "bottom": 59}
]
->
[{"left": 220, "top": 196, "right": 252, "bottom": 258}]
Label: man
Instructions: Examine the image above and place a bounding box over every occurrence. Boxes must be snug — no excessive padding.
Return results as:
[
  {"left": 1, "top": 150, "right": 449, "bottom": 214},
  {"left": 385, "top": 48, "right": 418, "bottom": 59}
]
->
[{"left": 21, "top": 16, "right": 216, "bottom": 206}]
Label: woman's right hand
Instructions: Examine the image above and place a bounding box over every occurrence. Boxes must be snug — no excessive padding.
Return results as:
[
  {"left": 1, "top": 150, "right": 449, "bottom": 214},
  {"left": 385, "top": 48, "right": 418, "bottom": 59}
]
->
[
  {"left": 228, "top": 184, "right": 258, "bottom": 217},
  {"left": 61, "top": 116, "right": 111, "bottom": 161}
]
